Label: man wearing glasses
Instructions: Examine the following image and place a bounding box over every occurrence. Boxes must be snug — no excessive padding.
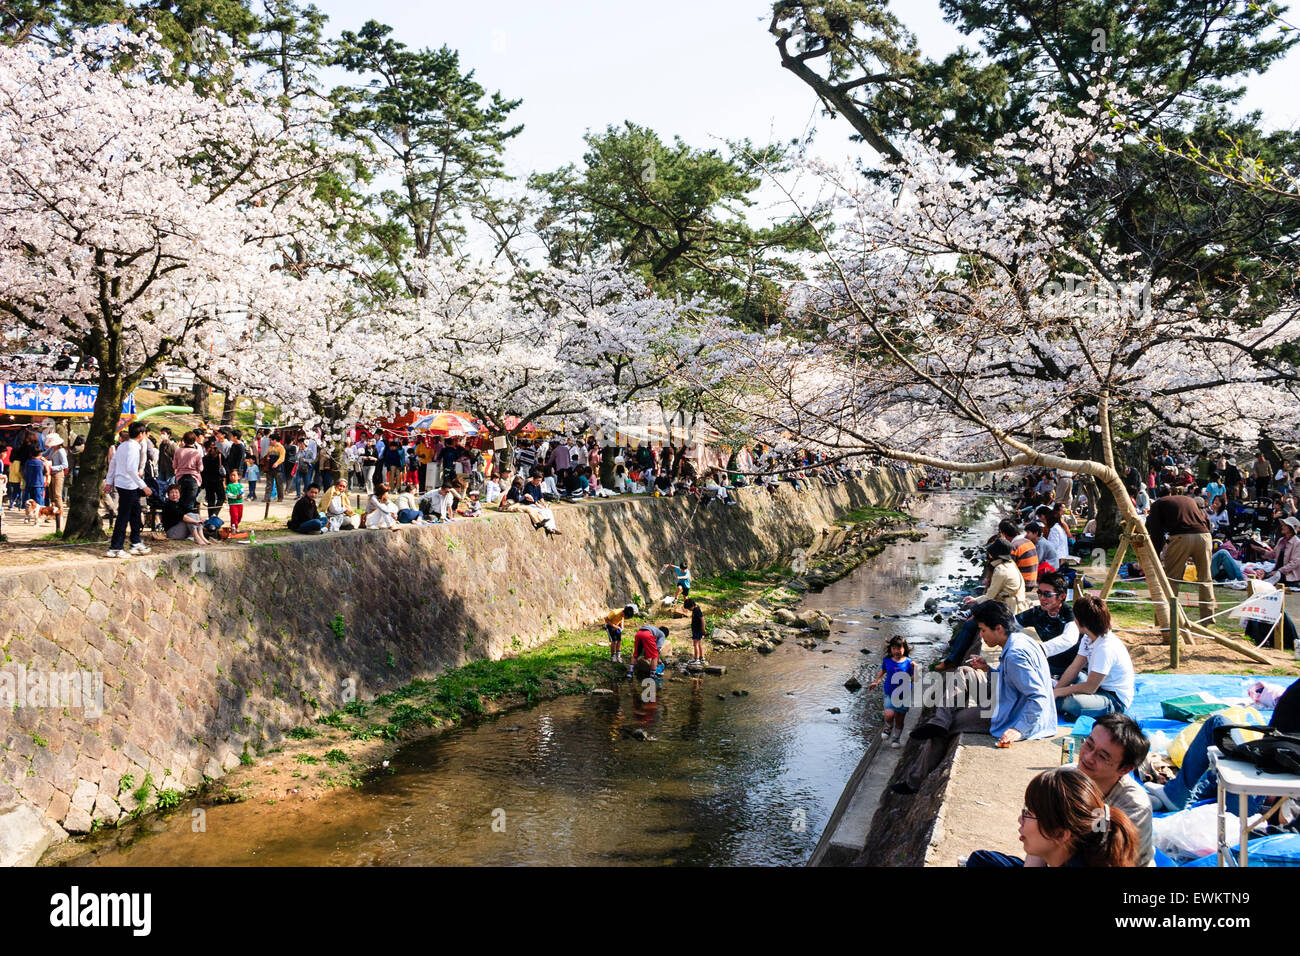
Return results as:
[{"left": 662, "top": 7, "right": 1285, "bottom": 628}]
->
[
  {"left": 1016, "top": 572, "right": 1079, "bottom": 679},
  {"left": 1061, "top": 714, "right": 1153, "bottom": 866},
  {"left": 970, "top": 714, "right": 1153, "bottom": 867}
]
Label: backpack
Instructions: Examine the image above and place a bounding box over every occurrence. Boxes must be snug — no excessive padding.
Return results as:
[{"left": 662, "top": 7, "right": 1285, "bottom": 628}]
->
[{"left": 1212, "top": 723, "right": 1300, "bottom": 775}]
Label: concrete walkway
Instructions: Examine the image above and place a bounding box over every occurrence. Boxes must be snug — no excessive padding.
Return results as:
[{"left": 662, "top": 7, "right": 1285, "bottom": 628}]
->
[{"left": 924, "top": 734, "right": 1065, "bottom": 866}]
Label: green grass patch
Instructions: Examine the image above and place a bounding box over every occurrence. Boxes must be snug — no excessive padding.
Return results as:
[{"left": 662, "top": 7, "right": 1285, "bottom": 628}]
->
[
  {"left": 688, "top": 566, "right": 788, "bottom": 603},
  {"left": 840, "top": 505, "right": 913, "bottom": 525},
  {"left": 320, "top": 625, "right": 610, "bottom": 742}
]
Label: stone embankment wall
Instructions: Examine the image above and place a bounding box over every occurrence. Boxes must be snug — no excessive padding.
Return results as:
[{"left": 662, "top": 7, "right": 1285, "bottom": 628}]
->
[{"left": 0, "top": 468, "right": 914, "bottom": 862}]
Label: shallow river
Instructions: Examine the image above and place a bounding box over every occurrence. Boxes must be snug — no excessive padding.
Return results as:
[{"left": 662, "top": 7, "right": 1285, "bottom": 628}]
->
[{"left": 85, "top": 492, "right": 996, "bottom": 866}]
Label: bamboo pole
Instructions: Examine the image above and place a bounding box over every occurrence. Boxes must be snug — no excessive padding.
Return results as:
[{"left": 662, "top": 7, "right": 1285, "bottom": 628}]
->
[
  {"left": 1097, "top": 532, "right": 1130, "bottom": 600},
  {"left": 1183, "top": 620, "right": 1273, "bottom": 665},
  {"left": 1274, "top": 587, "right": 1284, "bottom": 655},
  {"left": 1169, "top": 596, "right": 1179, "bottom": 670}
]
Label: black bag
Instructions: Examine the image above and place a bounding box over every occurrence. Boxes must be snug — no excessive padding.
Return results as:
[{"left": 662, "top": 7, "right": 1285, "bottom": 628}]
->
[
  {"left": 1212, "top": 723, "right": 1300, "bottom": 775},
  {"left": 1244, "top": 613, "right": 1297, "bottom": 651}
]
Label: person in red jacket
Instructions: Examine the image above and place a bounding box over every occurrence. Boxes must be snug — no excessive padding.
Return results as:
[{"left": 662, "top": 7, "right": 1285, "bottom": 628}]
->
[{"left": 631, "top": 625, "right": 666, "bottom": 680}]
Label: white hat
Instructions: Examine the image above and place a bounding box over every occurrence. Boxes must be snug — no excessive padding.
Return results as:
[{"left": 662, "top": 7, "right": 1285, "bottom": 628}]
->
[
  {"left": 45, "top": 434, "right": 63, "bottom": 448},
  {"left": 1283, "top": 516, "right": 1300, "bottom": 531}
]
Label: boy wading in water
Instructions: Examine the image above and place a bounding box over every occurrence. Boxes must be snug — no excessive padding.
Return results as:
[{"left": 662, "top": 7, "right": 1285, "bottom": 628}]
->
[
  {"left": 868, "top": 636, "right": 914, "bottom": 748},
  {"left": 604, "top": 603, "right": 638, "bottom": 664},
  {"left": 684, "top": 598, "right": 707, "bottom": 665}
]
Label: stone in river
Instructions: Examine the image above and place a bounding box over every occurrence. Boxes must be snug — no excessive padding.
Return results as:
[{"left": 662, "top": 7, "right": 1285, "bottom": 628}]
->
[
  {"left": 704, "top": 665, "right": 727, "bottom": 675},
  {"left": 844, "top": 677, "right": 863, "bottom": 692},
  {"left": 827, "top": 707, "right": 841, "bottom": 714}
]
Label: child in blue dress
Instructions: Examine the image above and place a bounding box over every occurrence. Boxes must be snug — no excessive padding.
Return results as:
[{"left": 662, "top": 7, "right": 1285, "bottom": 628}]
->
[{"left": 868, "top": 636, "right": 914, "bottom": 748}]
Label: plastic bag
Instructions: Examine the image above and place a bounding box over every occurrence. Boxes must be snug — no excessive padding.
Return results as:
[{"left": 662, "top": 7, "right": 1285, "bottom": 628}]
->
[
  {"left": 1146, "top": 730, "right": 1172, "bottom": 756},
  {"left": 1242, "top": 680, "right": 1289, "bottom": 709},
  {"left": 1153, "top": 804, "right": 1241, "bottom": 863}
]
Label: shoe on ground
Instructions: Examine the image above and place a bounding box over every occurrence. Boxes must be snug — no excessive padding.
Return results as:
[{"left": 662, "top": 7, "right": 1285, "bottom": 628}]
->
[
  {"left": 890, "top": 730, "right": 903, "bottom": 749},
  {"left": 129, "top": 543, "right": 151, "bottom": 555},
  {"left": 105, "top": 549, "right": 128, "bottom": 559},
  {"left": 882, "top": 730, "right": 891, "bottom": 740}
]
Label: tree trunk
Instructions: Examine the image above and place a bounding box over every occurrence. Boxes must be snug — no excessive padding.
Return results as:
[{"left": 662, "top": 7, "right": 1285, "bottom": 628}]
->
[
  {"left": 1261, "top": 434, "right": 1285, "bottom": 473},
  {"left": 63, "top": 371, "right": 125, "bottom": 540},
  {"left": 497, "top": 436, "right": 515, "bottom": 476},
  {"left": 599, "top": 443, "right": 618, "bottom": 488},
  {"left": 220, "top": 390, "right": 237, "bottom": 426},
  {"left": 877, "top": 444, "right": 1173, "bottom": 633},
  {"left": 191, "top": 380, "right": 210, "bottom": 421}
]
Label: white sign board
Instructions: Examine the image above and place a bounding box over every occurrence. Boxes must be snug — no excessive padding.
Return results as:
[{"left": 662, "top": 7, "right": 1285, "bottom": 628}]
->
[{"left": 1229, "top": 584, "right": 1284, "bottom": 625}]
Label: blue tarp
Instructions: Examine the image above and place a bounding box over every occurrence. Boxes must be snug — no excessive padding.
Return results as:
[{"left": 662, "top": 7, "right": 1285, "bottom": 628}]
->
[
  {"left": 1123, "top": 675, "right": 1299, "bottom": 867},
  {"left": 1183, "top": 833, "right": 1300, "bottom": 867},
  {"left": 1057, "top": 673, "right": 1279, "bottom": 735}
]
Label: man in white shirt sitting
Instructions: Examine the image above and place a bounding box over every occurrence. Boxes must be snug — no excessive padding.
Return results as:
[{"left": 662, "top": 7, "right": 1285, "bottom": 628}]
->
[{"left": 419, "top": 481, "right": 459, "bottom": 522}]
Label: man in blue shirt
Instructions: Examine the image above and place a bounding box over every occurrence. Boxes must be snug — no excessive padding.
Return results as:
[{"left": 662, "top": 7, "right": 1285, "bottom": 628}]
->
[{"left": 892, "top": 601, "right": 1055, "bottom": 794}]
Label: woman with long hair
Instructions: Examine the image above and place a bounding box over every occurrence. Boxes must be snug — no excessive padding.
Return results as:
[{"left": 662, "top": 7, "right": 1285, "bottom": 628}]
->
[
  {"left": 201, "top": 438, "right": 226, "bottom": 519},
  {"left": 172, "top": 430, "right": 203, "bottom": 512},
  {"left": 1054, "top": 595, "right": 1135, "bottom": 719},
  {"left": 968, "top": 767, "right": 1138, "bottom": 867}
]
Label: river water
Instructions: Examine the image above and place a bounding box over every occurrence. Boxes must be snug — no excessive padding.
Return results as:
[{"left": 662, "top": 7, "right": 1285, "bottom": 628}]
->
[{"left": 84, "top": 493, "right": 996, "bottom": 867}]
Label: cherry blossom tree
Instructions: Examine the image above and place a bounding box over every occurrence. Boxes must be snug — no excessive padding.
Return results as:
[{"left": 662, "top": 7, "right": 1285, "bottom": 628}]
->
[
  {"left": 0, "top": 27, "right": 341, "bottom": 537},
  {"left": 715, "top": 88, "right": 1300, "bottom": 645},
  {"left": 537, "top": 265, "right": 741, "bottom": 485},
  {"left": 404, "top": 262, "right": 736, "bottom": 476}
]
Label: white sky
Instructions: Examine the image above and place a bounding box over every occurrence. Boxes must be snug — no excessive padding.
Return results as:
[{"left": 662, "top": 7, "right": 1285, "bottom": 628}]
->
[{"left": 310, "top": 0, "right": 1300, "bottom": 183}]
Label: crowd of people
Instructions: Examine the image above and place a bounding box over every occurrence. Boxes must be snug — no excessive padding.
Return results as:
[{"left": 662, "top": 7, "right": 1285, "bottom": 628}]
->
[
  {"left": 877, "top": 457, "right": 1300, "bottom": 867},
  {"left": 0, "top": 412, "right": 899, "bottom": 553},
  {"left": 1009, "top": 453, "right": 1300, "bottom": 645}
]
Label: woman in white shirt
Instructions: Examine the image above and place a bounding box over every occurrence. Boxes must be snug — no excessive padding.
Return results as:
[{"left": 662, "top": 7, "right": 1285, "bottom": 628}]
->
[
  {"left": 483, "top": 473, "right": 503, "bottom": 505},
  {"left": 1046, "top": 507, "right": 1071, "bottom": 561},
  {"left": 365, "top": 483, "right": 399, "bottom": 531},
  {"left": 1134, "top": 487, "right": 1150, "bottom": 514},
  {"left": 1207, "top": 495, "right": 1231, "bottom": 532},
  {"left": 1054, "top": 596, "right": 1135, "bottom": 720}
]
